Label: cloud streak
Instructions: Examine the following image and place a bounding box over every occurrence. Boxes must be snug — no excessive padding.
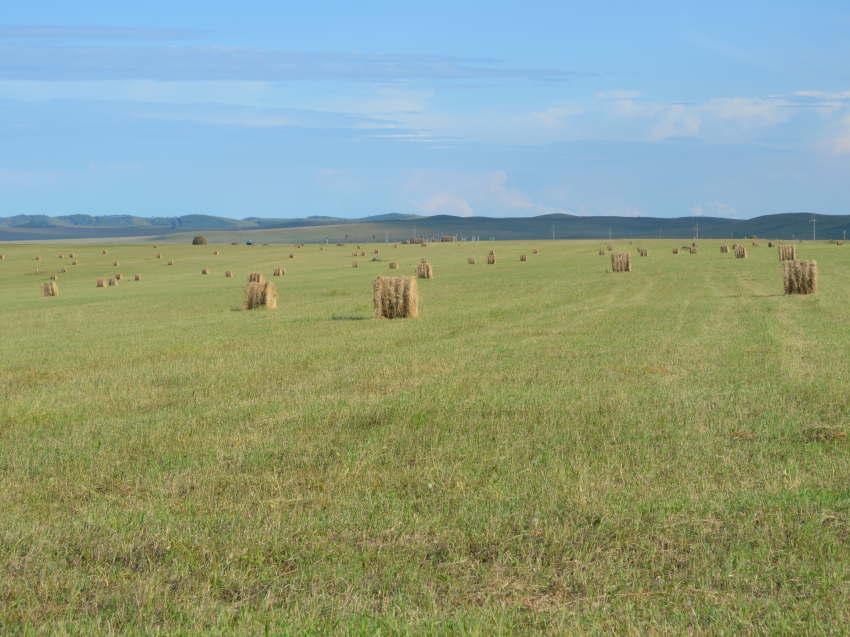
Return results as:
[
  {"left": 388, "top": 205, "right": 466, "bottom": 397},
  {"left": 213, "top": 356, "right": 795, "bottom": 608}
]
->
[
  {"left": 0, "top": 25, "right": 207, "bottom": 41},
  {"left": 0, "top": 44, "right": 572, "bottom": 82}
]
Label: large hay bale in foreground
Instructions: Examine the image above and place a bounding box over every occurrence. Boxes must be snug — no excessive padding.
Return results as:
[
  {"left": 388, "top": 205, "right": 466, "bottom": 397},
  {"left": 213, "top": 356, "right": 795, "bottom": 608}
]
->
[
  {"left": 373, "top": 276, "right": 418, "bottom": 319},
  {"left": 225, "top": 270, "right": 233, "bottom": 277},
  {"left": 784, "top": 260, "right": 818, "bottom": 295},
  {"left": 134, "top": 274, "right": 142, "bottom": 281},
  {"left": 389, "top": 262, "right": 399, "bottom": 269},
  {"left": 415, "top": 263, "right": 434, "bottom": 279},
  {"left": 735, "top": 246, "right": 747, "bottom": 259},
  {"left": 244, "top": 281, "right": 277, "bottom": 309},
  {"left": 41, "top": 282, "right": 58, "bottom": 297},
  {"left": 690, "top": 246, "right": 698, "bottom": 254},
  {"left": 520, "top": 254, "right": 527, "bottom": 261},
  {"left": 468, "top": 257, "right": 475, "bottom": 264},
  {"left": 202, "top": 268, "right": 211, "bottom": 275},
  {"left": 612, "top": 253, "right": 631, "bottom": 272},
  {"left": 96, "top": 278, "right": 105, "bottom": 287},
  {"left": 248, "top": 272, "right": 265, "bottom": 283},
  {"left": 486, "top": 254, "right": 496, "bottom": 265},
  {"left": 720, "top": 245, "right": 729, "bottom": 253},
  {"left": 779, "top": 245, "right": 796, "bottom": 261}
]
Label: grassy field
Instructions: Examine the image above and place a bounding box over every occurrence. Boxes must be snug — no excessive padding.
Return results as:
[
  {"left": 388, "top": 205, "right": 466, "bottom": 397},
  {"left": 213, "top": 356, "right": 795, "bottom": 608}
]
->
[{"left": 1, "top": 239, "right": 849, "bottom": 635}]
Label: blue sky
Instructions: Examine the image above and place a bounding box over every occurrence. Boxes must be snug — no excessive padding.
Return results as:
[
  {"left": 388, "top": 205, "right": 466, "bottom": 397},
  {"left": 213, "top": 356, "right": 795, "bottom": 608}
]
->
[{"left": 1, "top": 1, "right": 849, "bottom": 219}]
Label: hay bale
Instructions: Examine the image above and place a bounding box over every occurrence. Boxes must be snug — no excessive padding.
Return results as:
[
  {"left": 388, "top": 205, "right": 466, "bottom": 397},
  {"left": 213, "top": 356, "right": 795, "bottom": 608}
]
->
[
  {"left": 690, "top": 246, "right": 698, "bottom": 254},
  {"left": 732, "top": 244, "right": 738, "bottom": 249},
  {"left": 611, "top": 253, "right": 631, "bottom": 272},
  {"left": 487, "top": 254, "right": 496, "bottom": 265},
  {"left": 289, "top": 253, "right": 295, "bottom": 258},
  {"left": 154, "top": 244, "right": 158, "bottom": 248},
  {"left": 779, "top": 245, "right": 796, "bottom": 261},
  {"left": 784, "top": 260, "right": 818, "bottom": 295},
  {"left": 320, "top": 246, "right": 324, "bottom": 250},
  {"left": 421, "top": 243, "right": 427, "bottom": 248},
  {"left": 360, "top": 251, "right": 366, "bottom": 257},
  {"left": 488, "top": 249, "right": 495, "bottom": 256},
  {"left": 402, "top": 240, "right": 410, "bottom": 245},
  {"left": 115, "top": 273, "right": 123, "bottom": 280},
  {"left": 735, "top": 246, "right": 747, "bottom": 259},
  {"left": 35, "top": 256, "right": 41, "bottom": 261},
  {"left": 838, "top": 241, "right": 844, "bottom": 246},
  {"left": 415, "top": 263, "right": 433, "bottom": 279},
  {"left": 672, "top": 248, "right": 679, "bottom": 254},
  {"left": 214, "top": 250, "right": 220, "bottom": 255},
  {"left": 373, "top": 275, "right": 419, "bottom": 319},
  {"left": 157, "top": 254, "right": 163, "bottom": 258},
  {"left": 248, "top": 272, "right": 265, "bottom": 283},
  {"left": 275, "top": 268, "right": 287, "bottom": 276},
  {"left": 599, "top": 249, "right": 606, "bottom": 255},
  {"left": 421, "top": 258, "right": 428, "bottom": 264},
  {"left": 103, "top": 249, "right": 108, "bottom": 254},
  {"left": 96, "top": 278, "right": 105, "bottom": 287},
  {"left": 374, "top": 249, "right": 380, "bottom": 254},
  {"left": 357, "top": 245, "right": 361, "bottom": 249},
  {"left": 628, "top": 240, "right": 633, "bottom": 245},
  {"left": 244, "top": 281, "right": 277, "bottom": 309},
  {"left": 692, "top": 243, "right": 698, "bottom": 247},
  {"left": 167, "top": 259, "right": 174, "bottom": 266},
  {"left": 108, "top": 278, "right": 117, "bottom": 286},
  {"left": 0, "top": 255, "right": 4, "bottom": 259},
  {"left": 638, "top": 248, "right": 649, "bottom": 257},
  {"left": 60, "top": 267, "right": 67, "bottom": 273},
  {"left": 41, "top": 282, "right": 58, "bottom": 297},
  {"left": 468, "top": 257, "right": 475, "bottom": 264},
  {"left": 353, "top": 261, "right": 359, "bottom": 267},
  {"left": 72, "top": 260, "right": 78, "bottom": 265},
  {"left": 607, "top": 244, "right": 613, "bottom": 251},
  {"left": 202, "top": 268, "right": 211, "bottom": 275},
  {"left": 225, "top": 270, "right": 233, "bottom": 277},
  {"left": 69, "top": 253, "right": 75, "bottom": 258},
  {"left": 50, "top": 272, "right": 58, "bottom": 280},
  {"left": 533, "top": 248, "right": 539, "bottom": 254},
  {"left": 394, "top": 244, "right": 399, "bottom": 248},
  {"left": 753, "top": 242, "right": 759, "bottom": 246},
  {"left": 720, "top": 245, "right": 729, "bottom": 253},
  {"left": 113, "top": 261, "right": 119, "bottom": 266},
  {"left": 192, "top": 236, "right": 207, "bottom": 245},
  {"left": 389, "top": 262, "right": 399, "bottom": 269},
  {"left": 768, "top": 242, "right": 775, "bottom": 247},
  {"left": 520, "top": 254, "right": 527, "bottom": 261},
  {"left": 134, "top": 274, "right": 141, "bottom": 281},
  {"left": 58, "top": 254, "right": 64, "bottom": 259}
]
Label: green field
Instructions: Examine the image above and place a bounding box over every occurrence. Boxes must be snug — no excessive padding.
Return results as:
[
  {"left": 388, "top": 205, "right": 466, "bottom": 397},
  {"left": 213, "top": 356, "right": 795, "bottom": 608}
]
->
[{"left": 1, "top": 240, "right": 848, "bottom": 635}]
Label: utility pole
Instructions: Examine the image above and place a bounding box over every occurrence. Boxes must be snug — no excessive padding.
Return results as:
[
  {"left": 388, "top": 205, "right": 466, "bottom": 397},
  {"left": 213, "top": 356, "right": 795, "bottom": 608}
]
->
[
  {"left": 608, "top": 228, "right": 612, "bottom": 241},
  {"left": 659, "top": 226, "right": 661, "bottom": 239},
  {"left": 552, "top": 224, "right": 555, "bottom": 240},
  {"left": 694, "top": 223, "right": 699, "bottom": 240},
  {"left": 385, "top": 229, "right": 388, "bottom": 243},
  {"left": 811, "top": 214, "right": 816, "bottom": 241}
]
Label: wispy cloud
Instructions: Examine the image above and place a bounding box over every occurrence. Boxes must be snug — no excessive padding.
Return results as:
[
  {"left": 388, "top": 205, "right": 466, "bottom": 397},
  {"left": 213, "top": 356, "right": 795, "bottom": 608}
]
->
[
  {"left": 0, "top": 43, "right": 572, "bottom": 82},
  {"left": 0, "top": 25, "right": 207, "bottom": 41}
]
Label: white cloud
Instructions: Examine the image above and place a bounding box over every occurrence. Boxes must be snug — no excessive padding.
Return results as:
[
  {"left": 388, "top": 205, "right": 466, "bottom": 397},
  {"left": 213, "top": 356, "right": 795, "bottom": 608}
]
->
[
  {"left": 412, "top": 195, "right": 474, "bottom": 216},
  {"left": 689, "top": 201, "right": 739, "bottom": 218}
]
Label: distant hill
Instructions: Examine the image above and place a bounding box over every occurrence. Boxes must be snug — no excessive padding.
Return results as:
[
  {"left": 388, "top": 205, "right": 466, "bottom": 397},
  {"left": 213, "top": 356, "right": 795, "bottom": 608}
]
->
[{"left": 1, "top": 212, "right": 847, "bottom": 242}]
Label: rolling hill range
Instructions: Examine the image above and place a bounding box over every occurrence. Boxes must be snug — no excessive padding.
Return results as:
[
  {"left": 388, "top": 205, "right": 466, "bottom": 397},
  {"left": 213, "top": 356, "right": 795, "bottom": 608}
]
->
[{"left": 0, "top": 212, "right": 846, "bottom": 243}]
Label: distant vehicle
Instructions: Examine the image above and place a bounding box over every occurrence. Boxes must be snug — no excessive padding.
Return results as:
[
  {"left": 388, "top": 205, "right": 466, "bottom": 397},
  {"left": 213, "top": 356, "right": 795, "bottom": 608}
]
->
[{"left": 246, "top": 240, "right": 253, "bottom": 245}]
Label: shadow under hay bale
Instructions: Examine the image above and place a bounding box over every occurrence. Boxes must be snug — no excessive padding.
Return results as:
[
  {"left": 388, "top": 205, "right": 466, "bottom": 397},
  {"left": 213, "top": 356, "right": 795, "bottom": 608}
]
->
[
  {"left": 468, "top": 257, "right": 475, "bottom": 264},
  {"left": 41, "top": 282, "right": 58, "bottom": 297},
  {"left": 520, "top": 254, "right": 527, "bottom": 261},
  {"left": 96, "top": 278, "right": 105, "bottom": 287},
  {"left": 225, "top": 270, "right": 233, "bottom": 277},
  {"left": 244, "top": 281, "right": 277, "bottom": 309},
  {"left": 612, "top": 253, "right": 631, "bottom": 272},
  {"left": 779, "top": 245, "right": 796, "bottom": 261},
  {"left": 134, "top": 274, "right": 142, "bottom": 281},
  {"left": 415, "top": 263, "right": 433, "bottom": 279},
  {"left": 389, "top": 262, "right": 399, "bottom": 269},
  {"left": 735, "top": 246, "right": 747, "bottom": 259},
  {"left": 373, "top": 275, "right": 418, "bottom": 319},
  {"left": 784, "top": 260, "right": 818, "bottom": 295},
  {"left": 248, "top": 272, "right": 265, "bottom": 283}
]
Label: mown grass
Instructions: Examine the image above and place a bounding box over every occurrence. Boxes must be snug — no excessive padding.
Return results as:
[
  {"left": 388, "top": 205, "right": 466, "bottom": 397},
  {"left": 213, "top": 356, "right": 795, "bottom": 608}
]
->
[{"left": 1, "top": 240, "right": 849, "bottom": 635}]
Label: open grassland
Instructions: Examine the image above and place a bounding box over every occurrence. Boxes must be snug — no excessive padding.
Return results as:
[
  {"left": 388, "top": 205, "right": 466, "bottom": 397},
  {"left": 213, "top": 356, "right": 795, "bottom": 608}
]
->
[{"left": 1, "top": 239, "right": 849, "bottom": 635}]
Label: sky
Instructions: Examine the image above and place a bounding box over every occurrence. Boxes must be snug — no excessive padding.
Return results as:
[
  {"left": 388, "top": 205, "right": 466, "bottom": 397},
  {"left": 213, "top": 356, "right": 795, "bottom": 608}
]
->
[{"left": 1, "top": 1, "right": 849, "bottom": 220}]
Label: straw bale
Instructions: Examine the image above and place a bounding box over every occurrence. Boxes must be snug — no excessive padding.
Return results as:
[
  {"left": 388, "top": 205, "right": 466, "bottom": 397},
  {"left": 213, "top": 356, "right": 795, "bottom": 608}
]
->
[
  {"left": 115, "top": 273, "right": 124, "bottom": 280},
  {"left": 768, "top": 242, "right": 775, "bottom": 247},
  {"left": 690, "top": 246, "right": 698, "bottom": 254},
  {"left": 357, "top": 245, "right": 361, "bottom": 249},
  {"left": 421, "top": 242, "right": 427, "bottom": 248},
  {"left": 441, "top": 236, "right": 455, "bottom": 242},
  {"left": 108, "top": 278, "right": 117, "bottom": 286},
  {"left": 611, "top": 252, "right": 631, "bottom": 272},
  {"left": 248, "top": 272, "right": 265, "bottom": 283},
  {"left": 41, "top": 282, "right": 59, "bottom": 297},
  {"left": 35, "top": 256, "right": 41, "bottom": 260},
  {"left": 225, "top": 270, "right": 233, "bottom": 277},
  {"left": 202, "top": 268, "right": 211, "bottom": 274},
  {"left": 103, "top": 249, "right": 108, "bottom": 254},
  {"left": 352, "top": 261, "right": 358, "bottom": 268},
  {"left": 134, "top": 274, "right": 141, "bottom": 281},
  {"left": 607, "top": 244, "right": 613, "bottom": 251},
  {"left": 60, "top": 267, "right": 67, "bottom": 273},
  {"left": 214, "top": 250, "right": 220, "bottom": 255},
  {"left": 157, "top": 254, "right": 163, "bottom": 258},
  {"left": 167, "top": 260, "right": 174, "bottom": 265},
  {"left": 50, "top": 272, "right": 58, "bottom": 280},
  {"left": 752, "top": 242, "right": 758, "bottom": 246},
  {"left": 69, "top": 253, "right": 75, "bottom": 258},
  {"left": 778, "top": 245, "right": 796, "bottom": 261},
  {"left": 421, "top": 258, "right": 428, "bottom": 264},
  {"left": 468, "top": 257, "right": 475, "bottom": 264},
  {"left": 154, "top": 244, "right": 158, "bottom": 248},
  {"left": 415, "top": 263, "right": 434, "bottom": 279},
  {"left": 374, "top": 249, "right": 380, "bottom": 254},
  {"left": 638, "top": 248, "right": 649, "bottom": 257},
  {"left": 488, "top": 249, "right": 495, "bottom": 256},
  {"left": 96, "top": 278, "right": 105, "bottom": 287},
  {"left": 735, "top": 246, "right": 747, "bottom": 259},
  {"left": 373, "top": 275, "right": 419, "bottom": 319},
  {"left": 520, "top": 254, "right": 527, "bottom": 261},
  {"left": 394, "top": 244, "right": 399, "bottom": 248},
  {"left": 289, "top": 253, "right": 295, "bottom": 258},
  {"left": 0, "top": 255, "right": 4, "bottom": 259},
  {"left": 599, "top": 249, "right": 606, "bottom": 255},
  {"left": 783, "top": 260, "right": 818, "bottom": 295},
  {"left": 72, "top": 260, "right": 78, "bottom": 265},
  {"left": 389, "top": 262, "right": 399, "bottom": 269},
  {"left": 533, "top": 248, "right": 539, "bottom": 254},
  {"left": 402, "top": 240, "right": 410, "bottom": 245},
  {"left": 487, "top": 254, "right": 496, "bottom": 265},
  {"left": 113, "top": 261, "right": 119, "bottom": 266},
  {"left": 673, "top": 248, "right": 679, "bottom": 254},
  {"left": 720, "top": 245, "right": 729, "bottom": 253},
  {"left": 320, "top": 246, "right": 324, "bottom": 250},
  {"left": 244, "top": 281, "right": 278, "bottom": 309},
  {"left": 58, "top": 254, "right": 64, "bottom": 258}
]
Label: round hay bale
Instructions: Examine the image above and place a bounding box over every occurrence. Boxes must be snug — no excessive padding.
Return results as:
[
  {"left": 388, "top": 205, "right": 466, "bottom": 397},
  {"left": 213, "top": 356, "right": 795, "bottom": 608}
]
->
[
  {"left": 225, "top": 270, "right": 233, "bottom": 277},
  {"left": 108, "top": 278, "right": 117, "bottom": 286},
  {"left": 134, "top": 274, "right": 142, "bottom": 281},
  {"left": 96, "top": 278, "right": 105, "bottom": 287},
  {"left": 41, "top": 282, "right": 59, "bottom": 297}
]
